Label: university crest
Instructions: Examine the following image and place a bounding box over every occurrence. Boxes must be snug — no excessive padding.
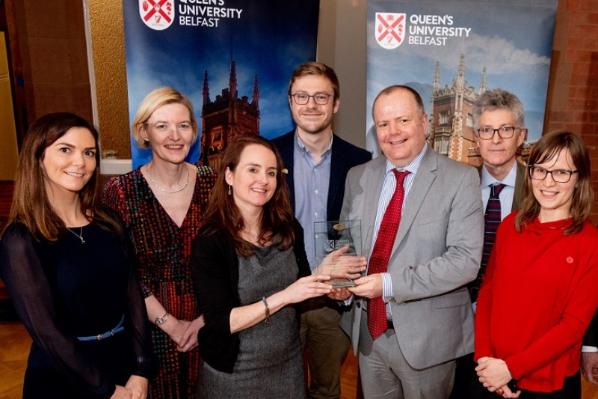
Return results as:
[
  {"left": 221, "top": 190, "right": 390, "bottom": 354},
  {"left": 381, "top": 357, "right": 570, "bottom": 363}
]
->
[
  {"left": 375, "top": 12, "right": 406, "bottom": 49},
  {"left": 139, "top": 0, "right": 175, "bottom": 31}
]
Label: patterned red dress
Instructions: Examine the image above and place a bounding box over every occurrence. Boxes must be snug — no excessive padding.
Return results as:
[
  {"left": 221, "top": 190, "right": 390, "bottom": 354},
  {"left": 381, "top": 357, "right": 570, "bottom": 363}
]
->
[{"left": 103, "top": 165, "right": 216, "bottom": 399}]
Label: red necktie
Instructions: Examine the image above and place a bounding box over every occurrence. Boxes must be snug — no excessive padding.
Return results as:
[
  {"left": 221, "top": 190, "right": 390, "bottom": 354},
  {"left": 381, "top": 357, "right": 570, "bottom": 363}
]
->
[{"left": 367, "top": 169, "right": 410, "bottom": 339}]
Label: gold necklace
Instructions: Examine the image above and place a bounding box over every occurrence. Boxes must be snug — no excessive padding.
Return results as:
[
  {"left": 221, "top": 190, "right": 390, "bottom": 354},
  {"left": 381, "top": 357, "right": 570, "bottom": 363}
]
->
[
  {"left": 66, "top": 227, "right": 85, "bottom": 244},
  {"left": 146, "top": 165, "right": 190, "bottom": 194}
]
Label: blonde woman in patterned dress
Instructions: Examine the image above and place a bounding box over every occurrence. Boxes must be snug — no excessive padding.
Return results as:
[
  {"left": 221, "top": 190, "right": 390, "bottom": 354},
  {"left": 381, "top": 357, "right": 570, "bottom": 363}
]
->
[{"left": 103, "top": 87, "right": 216, "bottom": 399}]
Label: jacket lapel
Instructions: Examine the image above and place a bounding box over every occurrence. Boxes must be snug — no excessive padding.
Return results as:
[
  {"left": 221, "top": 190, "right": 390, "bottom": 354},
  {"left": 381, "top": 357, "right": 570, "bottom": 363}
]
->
[
  {"left": 362, "top": 156, "right": 387, "bottom": 257},
  {"left": 391, "top": 148, "right": 437, "bottom": 253},
  {"left": 328, "top": 136, "right": 342, "bottom": 219}
]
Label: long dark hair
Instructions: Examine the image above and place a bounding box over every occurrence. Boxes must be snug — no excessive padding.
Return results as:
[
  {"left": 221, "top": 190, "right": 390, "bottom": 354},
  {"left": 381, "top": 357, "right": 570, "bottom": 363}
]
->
[
  {"left": 516, "top": 131, "right": 592, "bottom": 235},
  {"left": 7, "top": 112, "right": 121, "bottom": 240},
  {"left": 201, "top": 135, "right": 295, "bottom": 256}
]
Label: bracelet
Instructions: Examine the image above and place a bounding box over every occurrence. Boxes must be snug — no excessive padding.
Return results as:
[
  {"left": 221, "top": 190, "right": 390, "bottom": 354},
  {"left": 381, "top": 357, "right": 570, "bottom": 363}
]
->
[
  {"left": 261, "top": 297, "right": 271, "bottom": 324},
  {"left": 155, "top": 312, "right": 169, "bottom": 326}
]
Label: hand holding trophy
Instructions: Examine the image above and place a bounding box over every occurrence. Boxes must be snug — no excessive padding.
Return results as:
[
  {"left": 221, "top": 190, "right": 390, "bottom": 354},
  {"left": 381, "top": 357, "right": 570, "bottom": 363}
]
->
[{"left": 313, "top": 221, "right": 366, "bottom": 288}]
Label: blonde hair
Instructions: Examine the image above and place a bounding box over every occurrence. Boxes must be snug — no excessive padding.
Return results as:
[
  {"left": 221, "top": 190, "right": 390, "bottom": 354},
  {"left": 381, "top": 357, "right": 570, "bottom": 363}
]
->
[{"left": 132, "top": 87, "right": 198, "bottom": 148}]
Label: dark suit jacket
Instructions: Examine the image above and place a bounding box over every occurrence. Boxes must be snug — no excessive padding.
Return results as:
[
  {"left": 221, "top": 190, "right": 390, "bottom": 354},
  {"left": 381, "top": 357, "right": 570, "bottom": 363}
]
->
[
  {"left": 585, "top": 308, "right": 598, "bottom": 347},
  {"left": 272, "top": 131, "right": 372, "bottom": 222},
  {"left": 512, "top": 161, "right": 526, "bottom": 211},
  {"left": 190, "top": 221, "right": 310, "bottom": 373}
]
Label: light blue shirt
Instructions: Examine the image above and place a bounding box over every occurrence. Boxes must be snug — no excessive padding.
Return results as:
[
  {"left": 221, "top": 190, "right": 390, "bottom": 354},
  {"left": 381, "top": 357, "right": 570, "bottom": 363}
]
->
[
  {"left": 480, "top": 162, "right": 518, "bottom": 220},
  {"left": 293, "top": 133, "right": 333, "bottom": 270},
  {"left": 372, "top": 145, "right": 428, "bottom": 314}
]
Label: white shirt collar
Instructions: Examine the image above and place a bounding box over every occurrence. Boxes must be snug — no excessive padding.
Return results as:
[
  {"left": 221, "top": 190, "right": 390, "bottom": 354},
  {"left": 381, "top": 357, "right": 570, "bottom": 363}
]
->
[{"left": 481, "top": 161, "right": 518, "bottom": 187}]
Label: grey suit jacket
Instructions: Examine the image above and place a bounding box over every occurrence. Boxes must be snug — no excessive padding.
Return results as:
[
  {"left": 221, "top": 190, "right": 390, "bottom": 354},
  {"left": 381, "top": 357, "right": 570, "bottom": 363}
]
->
[{"left": 340, "top": 147, "right": 484, "bottom": 369}]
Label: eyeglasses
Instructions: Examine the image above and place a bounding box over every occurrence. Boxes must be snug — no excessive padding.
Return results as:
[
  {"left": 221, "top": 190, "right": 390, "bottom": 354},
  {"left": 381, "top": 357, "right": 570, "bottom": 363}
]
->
[
  {"left": 146, "top": 121, "right": 193, "bottom": 134},
  {"left": 476, "top": 126, "right": 523, "bottom": 140},
  {"left": 290, "top": 92, "right": 332, "bottom": 105},
  {"left": 529, "top": 166, "right": 578, "bottom": 183}
]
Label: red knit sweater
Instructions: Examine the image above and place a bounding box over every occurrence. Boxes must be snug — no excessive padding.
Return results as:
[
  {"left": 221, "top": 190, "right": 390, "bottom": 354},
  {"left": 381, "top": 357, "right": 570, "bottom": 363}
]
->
[{"left": 475, "top": 212, "right": 598, "bottom": 392}]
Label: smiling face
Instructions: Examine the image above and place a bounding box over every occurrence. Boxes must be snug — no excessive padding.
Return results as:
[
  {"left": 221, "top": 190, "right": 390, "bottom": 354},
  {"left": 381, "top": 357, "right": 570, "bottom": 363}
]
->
[
  {"left": 142, "top": 102, "right": 194, "bottom": 165},
  {"left": 42, "top": 127, "right": 97, "bottom": 197},
  {"left": 374, "top": 88, "right": 427, "bottom": 167},
  {"left": 531, "top": 148, "right": 578, "bottom": 222},
  {"left": 225, "top": 144, "right": 278, "bottom": 215},
  {"left": 476, "top": 108, "right": 525, "bottom": 177},
  {"left": 289, "top": 74, "right": 339, "bottom": 137}
]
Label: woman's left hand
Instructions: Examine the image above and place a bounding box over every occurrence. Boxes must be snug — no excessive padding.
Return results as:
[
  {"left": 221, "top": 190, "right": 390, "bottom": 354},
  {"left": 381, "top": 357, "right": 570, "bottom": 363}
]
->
[
  {"left": 125, "top": 375, "right": 148, "bottom": 399},
  {"left": 475, "top": 357, "right": 513, "bottom": 392},
  {"left": 328, "top": 287, "right": 352, "bottom": 301},
  {"left": 177, "top": 315, "right": 205, "bottom": 352}
]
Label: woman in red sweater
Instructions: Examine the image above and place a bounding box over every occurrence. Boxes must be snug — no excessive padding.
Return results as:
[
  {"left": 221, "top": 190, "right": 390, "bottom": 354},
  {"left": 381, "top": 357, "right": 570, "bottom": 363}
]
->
[{"left": 474, "top": 131, "right": 598, "bottom": 398}]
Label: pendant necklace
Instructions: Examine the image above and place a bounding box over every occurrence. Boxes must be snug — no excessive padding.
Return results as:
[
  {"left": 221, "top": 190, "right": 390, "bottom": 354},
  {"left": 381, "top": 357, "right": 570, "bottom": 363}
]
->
[
  {"left": 66, "top": 227, "right": 86, "bottom": 244},
  {"left": 146, "top": 166, "right": 190, "bottom": 194}
]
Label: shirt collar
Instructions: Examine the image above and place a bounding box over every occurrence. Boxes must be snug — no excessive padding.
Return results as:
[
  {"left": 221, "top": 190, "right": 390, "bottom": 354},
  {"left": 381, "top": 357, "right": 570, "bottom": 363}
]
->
[
  {"left": 294, "top": 131, "right": 333, "bottom": 157},
  {"left": 481, "top": 161, "right": 518, "bottom": 187},
  {"left": 384, "top": 143, "right": 428, "bottom": 176}
]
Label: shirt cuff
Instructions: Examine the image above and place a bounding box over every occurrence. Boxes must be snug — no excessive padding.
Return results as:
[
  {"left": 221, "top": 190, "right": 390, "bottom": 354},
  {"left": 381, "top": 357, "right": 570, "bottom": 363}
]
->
[
  {"left": 382, "top": 272, "right": 393, "bottom": 303},
  {"left": 343, "top": 296, "right": 354, "bottom": 307},
  {"left": 582, "top": 345, "right": 598, "bottom": 353}
]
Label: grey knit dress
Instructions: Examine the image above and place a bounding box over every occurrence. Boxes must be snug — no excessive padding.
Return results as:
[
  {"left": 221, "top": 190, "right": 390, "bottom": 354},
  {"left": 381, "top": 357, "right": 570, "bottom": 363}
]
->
[{"left": 197, "top": 245, "right": 307, "bottom": 398}]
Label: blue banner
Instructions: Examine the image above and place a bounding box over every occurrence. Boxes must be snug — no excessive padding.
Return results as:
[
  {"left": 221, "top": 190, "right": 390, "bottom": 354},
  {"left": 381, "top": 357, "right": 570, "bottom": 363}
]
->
[
  {"left": 124, "top": 0, "right": 319, "bottom": 168},
  {"left": 366, "top": 0, "right": 558, "bottom": 164}
]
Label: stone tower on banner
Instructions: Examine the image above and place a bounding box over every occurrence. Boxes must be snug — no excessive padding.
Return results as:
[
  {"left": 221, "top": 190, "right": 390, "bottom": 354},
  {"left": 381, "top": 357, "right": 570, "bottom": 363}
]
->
[
  {"left": 427, "top": 55, "right": 487, "bottom": 166},
  {"left": 200, "top": 61, "right": 260, "bottom": 171}
]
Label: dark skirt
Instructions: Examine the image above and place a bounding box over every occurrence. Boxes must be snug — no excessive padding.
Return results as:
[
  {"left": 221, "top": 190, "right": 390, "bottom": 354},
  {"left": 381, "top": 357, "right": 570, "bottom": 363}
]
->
[{"left": 23, "top": 333, "right": 135, "bottom": 399}]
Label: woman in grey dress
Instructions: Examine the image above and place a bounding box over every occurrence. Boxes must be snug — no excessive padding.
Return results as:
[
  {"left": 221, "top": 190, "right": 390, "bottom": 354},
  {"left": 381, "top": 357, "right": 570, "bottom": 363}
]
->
[{"left": 190, "top": 136, "right": 365, "bottom": 398}]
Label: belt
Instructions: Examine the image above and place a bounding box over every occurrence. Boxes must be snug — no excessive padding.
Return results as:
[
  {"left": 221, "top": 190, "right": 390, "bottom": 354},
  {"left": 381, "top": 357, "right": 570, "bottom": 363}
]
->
[{"left": 76, "top": 315, "right": 125, "bottom": 342}]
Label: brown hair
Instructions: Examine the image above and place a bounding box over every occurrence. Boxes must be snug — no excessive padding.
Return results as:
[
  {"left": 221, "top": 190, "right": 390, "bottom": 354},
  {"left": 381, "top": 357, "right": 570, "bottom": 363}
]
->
[
  {"left": 7, "top": 112, "right": 121, "bottom": 240},
  {"left": 372, "top": 85, "right": 425, "bottom": 121},
  {"left": 473, "top": 88, "right": 525, "bottom": 128},
  {"left": 132, "top": 87, "right": 198, "bottom": 149},
  {"left": 288, "top": 61, "right": 340, "bottom": 101},
  {"left": 201, "top": 135, "right": 295, "bottom": 256},
  {"left": 516, "top": 131, "right": 593, "bottom": 234}
]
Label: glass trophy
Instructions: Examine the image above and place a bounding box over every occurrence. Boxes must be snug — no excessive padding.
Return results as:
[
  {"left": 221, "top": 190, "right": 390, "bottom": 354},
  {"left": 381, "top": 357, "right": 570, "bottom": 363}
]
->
[{"left": 314, "top": 220, "right": 362, "bottom": 288}]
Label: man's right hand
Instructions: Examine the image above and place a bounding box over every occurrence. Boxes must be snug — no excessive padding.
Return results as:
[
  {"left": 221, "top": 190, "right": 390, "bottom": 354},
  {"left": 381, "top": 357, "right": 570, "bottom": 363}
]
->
[{"left": 348, "top": 274, "right": 383, "bottom": 299}]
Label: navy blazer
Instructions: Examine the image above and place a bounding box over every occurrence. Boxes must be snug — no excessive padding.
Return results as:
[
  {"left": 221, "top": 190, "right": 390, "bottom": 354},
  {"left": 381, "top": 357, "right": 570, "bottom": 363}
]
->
[{"left": 272, "top": 131, "right": 372, "bottom": 222}]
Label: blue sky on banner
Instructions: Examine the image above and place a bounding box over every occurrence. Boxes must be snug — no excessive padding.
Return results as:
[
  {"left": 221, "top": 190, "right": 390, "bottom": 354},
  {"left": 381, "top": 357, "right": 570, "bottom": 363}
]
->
[
  {"left": 367, "top": 0, "right": 557, "bottom": 143},
  {"left": 124, "top": 0, "right": 319, "bottom": 167}
]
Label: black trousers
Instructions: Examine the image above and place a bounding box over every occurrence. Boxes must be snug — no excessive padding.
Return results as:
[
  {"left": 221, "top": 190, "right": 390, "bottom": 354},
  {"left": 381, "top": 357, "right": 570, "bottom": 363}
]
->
[
  {"left": 449, "top": 353, "right": 488, "bottom": 399},
  {"left": 451, "top": 354, "right": 581, "bottom": 399}
]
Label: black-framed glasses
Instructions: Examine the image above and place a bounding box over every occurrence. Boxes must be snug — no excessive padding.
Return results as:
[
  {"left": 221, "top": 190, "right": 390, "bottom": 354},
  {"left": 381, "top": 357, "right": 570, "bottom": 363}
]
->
[
  {"left": 290, "top": 92, "right": 332, "bottom": 105},
  {"left": 476, "top": 126, "right": 523, "bottom": 140},
  {"left": 529, "top": 166, "right": 578, "bottom": 183}
]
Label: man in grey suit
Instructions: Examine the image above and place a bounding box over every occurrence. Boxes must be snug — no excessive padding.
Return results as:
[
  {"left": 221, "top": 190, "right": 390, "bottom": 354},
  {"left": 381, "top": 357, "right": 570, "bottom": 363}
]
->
[{"left": 338, "top": 85, "right": 483, "bottom": 398}]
